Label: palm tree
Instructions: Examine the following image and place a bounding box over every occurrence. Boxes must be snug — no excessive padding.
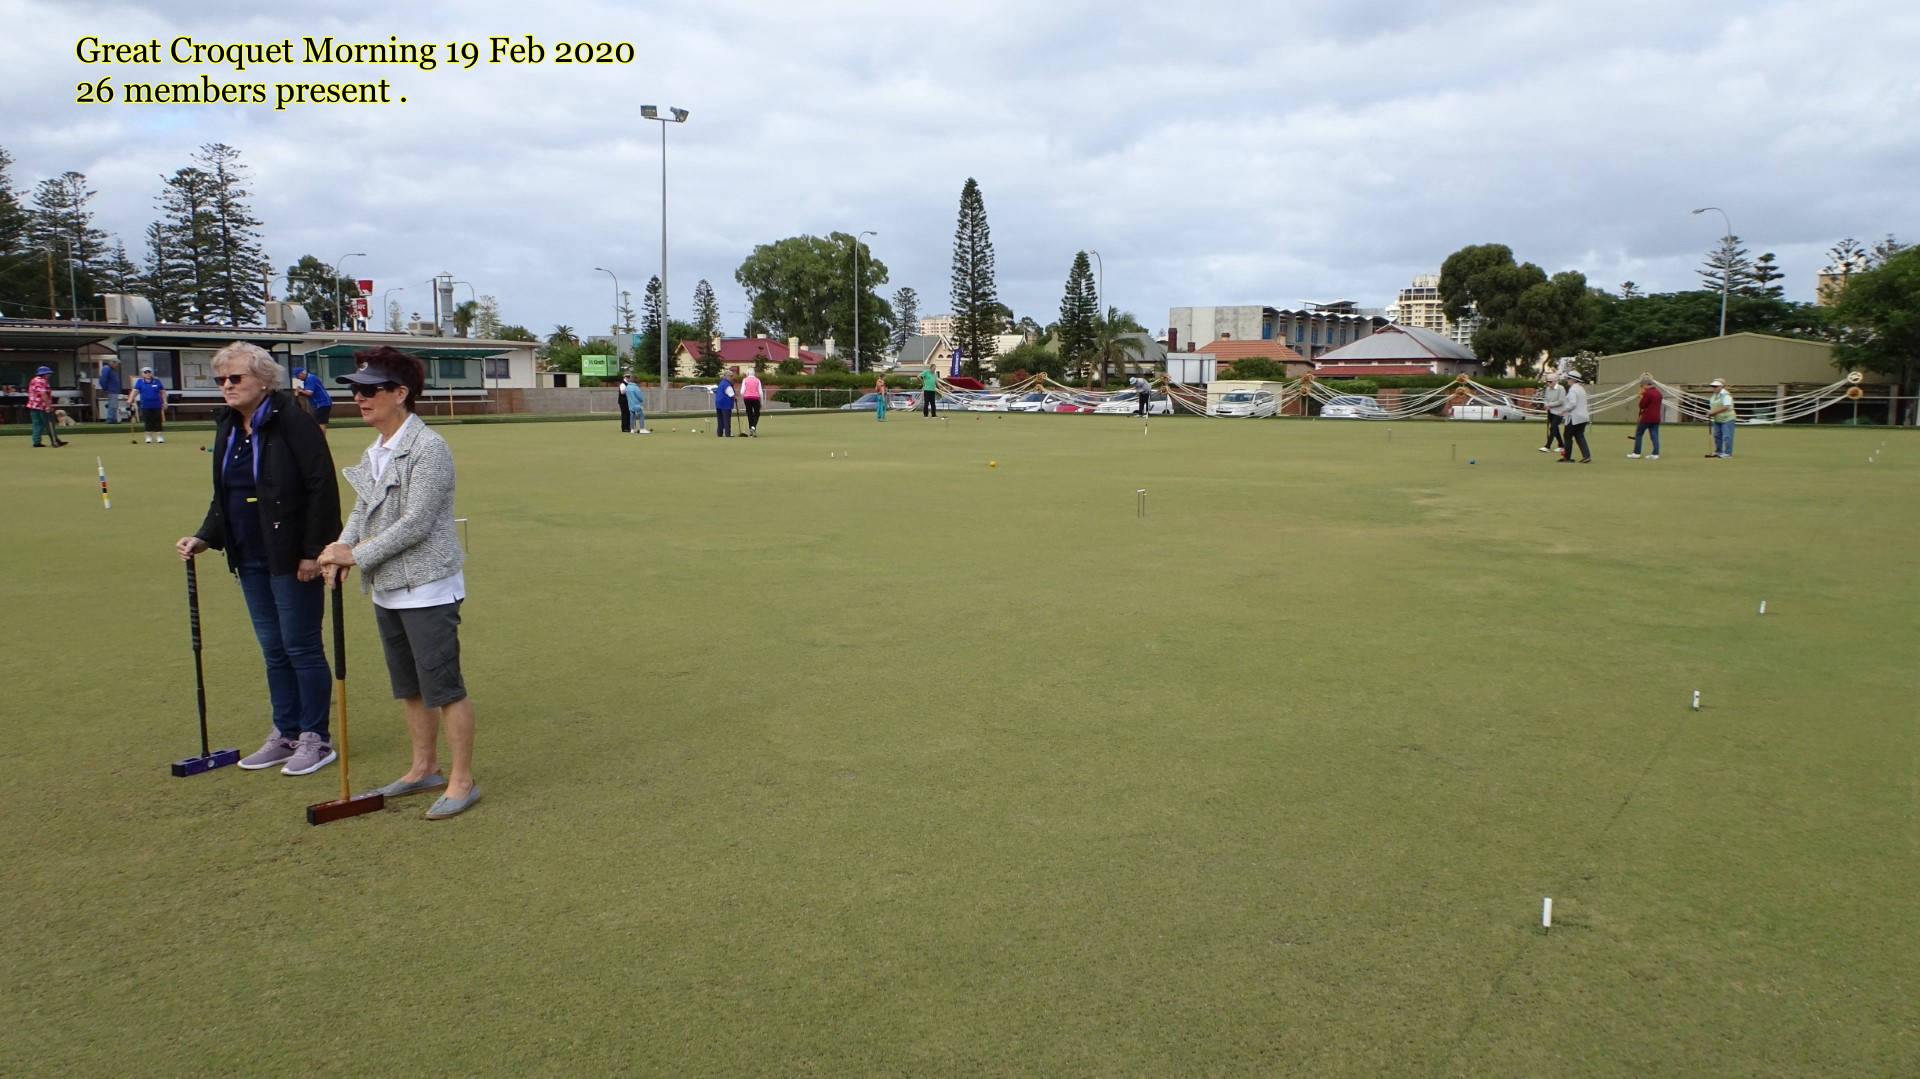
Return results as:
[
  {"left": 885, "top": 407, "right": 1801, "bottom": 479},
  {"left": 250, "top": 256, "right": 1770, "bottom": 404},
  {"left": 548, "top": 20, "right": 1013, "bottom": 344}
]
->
[
  {"left": 548, "top": 324, "right": 576, "bottom": 345},
  {"left": 452, "top": 300, "right": 479, "bottom": 339},
  {"left": 1092, "top": 306, "right": 1148, "bottom": 386}
]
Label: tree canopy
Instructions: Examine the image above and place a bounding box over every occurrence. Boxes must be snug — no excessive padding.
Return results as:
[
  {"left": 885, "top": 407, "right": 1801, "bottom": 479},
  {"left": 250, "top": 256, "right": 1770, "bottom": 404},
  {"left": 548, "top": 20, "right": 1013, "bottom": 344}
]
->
[
  {"left": 949, "top": 178, "right": 999, "bottom": 376},
  {"left": 1438, "top": 243, "right": 1592, "bottom": 372},
  {"left": 734, "top": 232, "right": 891, "bottom": 369},
  {"left": 1829, "top": 245, "right": 1920, "bottom": 394}
]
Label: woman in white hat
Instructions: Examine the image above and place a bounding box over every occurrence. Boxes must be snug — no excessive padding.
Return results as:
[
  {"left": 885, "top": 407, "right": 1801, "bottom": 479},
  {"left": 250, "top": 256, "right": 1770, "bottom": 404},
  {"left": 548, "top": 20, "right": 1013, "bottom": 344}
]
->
[
  {"left": 1556, "top": 371, "right": 1592, "bottom": 463},
  {"left": 129, "top": 365, "right": 168, "bottom": 443}
]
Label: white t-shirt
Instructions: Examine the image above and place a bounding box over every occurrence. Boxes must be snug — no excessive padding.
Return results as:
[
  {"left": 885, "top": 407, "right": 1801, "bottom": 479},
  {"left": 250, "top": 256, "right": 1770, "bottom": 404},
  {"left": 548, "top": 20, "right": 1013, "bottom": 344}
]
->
[{"left": 366, "top": 414, "right": 466, "bottom": 610}]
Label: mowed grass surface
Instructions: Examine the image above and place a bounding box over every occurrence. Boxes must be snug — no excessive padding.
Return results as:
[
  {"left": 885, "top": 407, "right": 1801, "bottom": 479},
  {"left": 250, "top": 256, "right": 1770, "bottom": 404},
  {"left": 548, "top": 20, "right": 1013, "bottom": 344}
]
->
[{"left": 3, "top": 412, "right": 1915, "bottom": 1076}]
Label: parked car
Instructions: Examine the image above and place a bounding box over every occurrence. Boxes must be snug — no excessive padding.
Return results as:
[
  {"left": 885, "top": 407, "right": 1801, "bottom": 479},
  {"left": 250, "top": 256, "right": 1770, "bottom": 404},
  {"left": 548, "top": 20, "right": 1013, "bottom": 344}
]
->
[
  {"left": 840, "top": 392, "right": 917, "bottom": 412},
  {"left": 1318, "top": 394, "right": 1389, "bottom": 419},
  {"left": 1210, "top": 390, "right": 1278, "bottom": 418},
  {"left": 966, "top": 393, "right": 1013, "bottom": 412},
  {"left": 934, "top": 394, "right": 972, "bottom": 413},
  {"left": 1008, "top": 391, "right": 1054, "bottom": 413},
  {"left": 1094, "top": 392, "right": 1174, "bottom": 416},
  {"left": 1448, "top": 403, "right": 1524, "bottom": 421}
]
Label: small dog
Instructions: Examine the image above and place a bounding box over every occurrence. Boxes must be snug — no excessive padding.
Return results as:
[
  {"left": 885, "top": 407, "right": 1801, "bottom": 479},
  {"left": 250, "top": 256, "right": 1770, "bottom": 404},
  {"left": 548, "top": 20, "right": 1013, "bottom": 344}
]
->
[{"left": 54, "top": 409, "right": 77, "bottom": 427}]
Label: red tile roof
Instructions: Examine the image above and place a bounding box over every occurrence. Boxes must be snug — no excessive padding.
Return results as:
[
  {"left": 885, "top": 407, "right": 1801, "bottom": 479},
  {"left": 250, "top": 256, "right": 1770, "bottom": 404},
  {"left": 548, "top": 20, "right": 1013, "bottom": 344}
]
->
[
  {"left": 1196, "top": 338, "right": 1307, "bottom": 363},
  {"left": 1312, "top": 364, "right": 1438, "bottom": 377},
  {"left": 677, "top": 337, "right": 828, "bottom": 370}
]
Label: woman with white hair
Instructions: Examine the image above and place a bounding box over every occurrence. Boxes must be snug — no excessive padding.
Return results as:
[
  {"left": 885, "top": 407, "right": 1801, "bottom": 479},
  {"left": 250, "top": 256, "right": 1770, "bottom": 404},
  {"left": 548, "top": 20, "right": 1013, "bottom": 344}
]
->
[{"left": 175, "top": 343, "right": 343, "bottom": 776}]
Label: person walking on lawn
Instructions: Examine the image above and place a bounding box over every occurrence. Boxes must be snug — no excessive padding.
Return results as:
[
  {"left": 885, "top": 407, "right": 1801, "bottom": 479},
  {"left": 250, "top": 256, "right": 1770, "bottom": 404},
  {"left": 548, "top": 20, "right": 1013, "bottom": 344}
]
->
[
  {"left": 1556, "top": 371, "right": 1592, "bottom": 463},
  {"left": 1629, "top": 373, "right": 1663, "bottom": 459}
]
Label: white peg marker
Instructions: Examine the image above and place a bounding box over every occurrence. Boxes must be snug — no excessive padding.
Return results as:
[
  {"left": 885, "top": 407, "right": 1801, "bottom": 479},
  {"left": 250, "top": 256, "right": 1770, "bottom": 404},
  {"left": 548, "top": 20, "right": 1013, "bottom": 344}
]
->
[
  {"left": 1542, "top": 897, "right": 1553, "bottom": 929},
  {"left": 1758, "top": 600, "right": 1766, "bottom": 615},
  {"left": 1691, "top": 690, "right": 1701, "bottom": 711}
]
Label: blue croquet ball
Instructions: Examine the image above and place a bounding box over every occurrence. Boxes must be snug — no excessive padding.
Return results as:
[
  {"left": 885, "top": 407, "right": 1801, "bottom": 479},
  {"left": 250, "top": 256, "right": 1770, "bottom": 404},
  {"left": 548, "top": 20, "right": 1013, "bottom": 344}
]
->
[{"left": 1468, "top": 458, "right": 1476, "bottom": 465}]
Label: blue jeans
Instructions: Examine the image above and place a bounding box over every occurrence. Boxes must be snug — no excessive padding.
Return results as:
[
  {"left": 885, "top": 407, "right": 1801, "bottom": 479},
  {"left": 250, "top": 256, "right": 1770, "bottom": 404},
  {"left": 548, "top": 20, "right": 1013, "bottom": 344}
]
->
[
  {"left": 104, "top": 397, "right": 121, "bottom": 423},
  {"left": 1712, "top": 421, "right": 1734, "bottom": 456},
  {"left": 236, "top": 565, "right": 330, "bottom": 739},
  {"left": 1633, "top": 422, "right": 1661, "bottom": 455}
]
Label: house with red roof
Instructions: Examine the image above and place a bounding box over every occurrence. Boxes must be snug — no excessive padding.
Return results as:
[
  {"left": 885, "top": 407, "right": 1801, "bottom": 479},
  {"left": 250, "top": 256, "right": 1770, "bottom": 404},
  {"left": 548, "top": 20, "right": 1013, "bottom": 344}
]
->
[
  {"left": 1310, "top": 324, "right": 1480, "bottom": 377},
  {"left": 673, "top": 335, "right": 830, "bottom": 377},
  {"left": 1196, "top": 338, "right": 1312, "bottom": 378}
]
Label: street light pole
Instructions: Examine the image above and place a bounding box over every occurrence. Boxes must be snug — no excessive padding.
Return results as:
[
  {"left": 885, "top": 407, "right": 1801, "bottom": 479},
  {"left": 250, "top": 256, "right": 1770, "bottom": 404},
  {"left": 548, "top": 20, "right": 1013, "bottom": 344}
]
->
[
  {"left": 641, "top": 105, "right": 690, "bottom": 412},
  {"left": 593, "top": 267, "right": 620, "bottom": 342},
  {"left": 1692, "top": 207, "right": 1731, "bottom": 337},
  {"left": 333, "top": 252, "right": 366, "bottom": 331},
  {"left": 853, "top": 230, "right": 877, "bottom": 374}
]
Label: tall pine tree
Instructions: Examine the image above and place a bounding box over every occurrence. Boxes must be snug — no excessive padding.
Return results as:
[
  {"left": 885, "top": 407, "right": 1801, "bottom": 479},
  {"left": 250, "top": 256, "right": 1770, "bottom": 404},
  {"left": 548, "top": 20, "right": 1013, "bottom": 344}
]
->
[
  {"left": 1057, "top": 252, "right": 1098, "bottom": 375},
  {"left": 889, "top": 286, "right": 919, "bottom": 355},
  {"left": 1698, "top": 234, "right": 1752, "bottom": 297},
  {"left": 637, "top": 275, "right": 664, "bottom": 374},
  {"left": 949, "top": 178, "right": 998, "bottom": 377},
  {"left": 196, "top": 144, "right": 268, "bottom": 325},
  {"left": 692, "top": 278, "right": 722, "bottom": 374}
]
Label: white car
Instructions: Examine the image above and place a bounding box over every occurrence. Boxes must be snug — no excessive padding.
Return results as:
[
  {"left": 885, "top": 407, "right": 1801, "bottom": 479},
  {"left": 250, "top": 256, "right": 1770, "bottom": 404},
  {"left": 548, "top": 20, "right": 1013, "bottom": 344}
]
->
[
  {"left": 966, "top": 393, "right": 1012, "bottom": 412},
  {"left": 1448, "top": 403, "right": 1524, "bottom": 421},
  {"left": 1318, "top": 394, "right": 1388, "bottom": 419},
  {"left": 1093, "top": 392, "right": 1174, "bottom": 416},
  {"left": 1210, "top": 390, "right": 1278, "bottom": 418}
]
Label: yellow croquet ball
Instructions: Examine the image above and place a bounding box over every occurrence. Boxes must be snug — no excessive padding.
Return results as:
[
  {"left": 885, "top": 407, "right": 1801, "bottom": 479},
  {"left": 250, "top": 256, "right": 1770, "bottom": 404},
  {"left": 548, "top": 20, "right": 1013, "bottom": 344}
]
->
[{"left": 989, "top": 460, "right": 997, "bottom": 468}]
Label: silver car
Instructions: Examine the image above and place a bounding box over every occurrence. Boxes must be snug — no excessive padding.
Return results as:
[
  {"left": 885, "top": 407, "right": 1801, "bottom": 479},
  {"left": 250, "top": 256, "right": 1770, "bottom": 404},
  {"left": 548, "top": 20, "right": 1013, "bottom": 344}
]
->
[
  {"left": 1318, "top": 394, "right": 1388, "bottom": 419},
  {"left": 1210, "top": 390, "right": 1278, "bottom": 418}
]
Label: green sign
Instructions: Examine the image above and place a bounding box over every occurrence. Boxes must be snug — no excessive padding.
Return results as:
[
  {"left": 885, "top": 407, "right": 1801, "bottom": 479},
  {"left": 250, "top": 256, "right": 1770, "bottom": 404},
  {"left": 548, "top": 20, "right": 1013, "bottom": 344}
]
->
[{"left": 581, "top": 352, "right": 618, "bottom": 377}]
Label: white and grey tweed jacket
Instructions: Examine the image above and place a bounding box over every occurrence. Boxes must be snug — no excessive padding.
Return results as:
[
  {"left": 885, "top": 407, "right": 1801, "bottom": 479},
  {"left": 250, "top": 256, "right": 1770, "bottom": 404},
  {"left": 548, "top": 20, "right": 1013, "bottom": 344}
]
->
[{"left": 338, "top": 416, "right": 464, "bottom": 595}]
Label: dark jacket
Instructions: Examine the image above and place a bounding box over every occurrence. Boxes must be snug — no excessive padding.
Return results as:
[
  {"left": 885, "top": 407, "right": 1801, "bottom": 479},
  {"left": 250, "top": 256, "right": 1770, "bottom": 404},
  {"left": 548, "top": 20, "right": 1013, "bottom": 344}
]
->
[{"left": 194, "top": 390, "right": 342, "bottom": 575}]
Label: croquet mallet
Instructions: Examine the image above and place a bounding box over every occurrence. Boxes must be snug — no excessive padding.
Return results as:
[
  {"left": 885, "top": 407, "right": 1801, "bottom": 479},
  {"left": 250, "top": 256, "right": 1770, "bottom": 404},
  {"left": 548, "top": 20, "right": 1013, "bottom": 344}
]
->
[
  {"left": 171, "top": 556, "right": 240, "bottom": 777},
  {"left": 306, "top": 575, "right": 385, "bottom": 824}
]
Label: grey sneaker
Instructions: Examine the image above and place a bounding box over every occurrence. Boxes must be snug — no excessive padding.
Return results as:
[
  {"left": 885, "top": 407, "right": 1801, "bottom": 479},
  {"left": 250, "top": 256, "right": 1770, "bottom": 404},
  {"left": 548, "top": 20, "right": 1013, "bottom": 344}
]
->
[
  {"left": 239, "top": 733, "right": 296, "bottom": 770},
  {"left": 281, "top": 732, "right": 337, "bottom": 776}
]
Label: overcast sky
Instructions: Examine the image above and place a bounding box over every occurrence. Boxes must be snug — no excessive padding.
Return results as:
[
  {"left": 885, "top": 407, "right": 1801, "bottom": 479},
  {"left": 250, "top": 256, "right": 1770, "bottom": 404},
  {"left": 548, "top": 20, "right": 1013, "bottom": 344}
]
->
[{"left": 5, "top": 0, "right": 1917, "bottom": 341}]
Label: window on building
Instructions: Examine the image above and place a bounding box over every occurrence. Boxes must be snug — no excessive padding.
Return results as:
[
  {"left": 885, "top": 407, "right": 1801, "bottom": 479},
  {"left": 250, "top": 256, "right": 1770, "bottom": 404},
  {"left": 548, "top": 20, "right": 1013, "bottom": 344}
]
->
[{"left": 484, "top": 358, "right": 510, "bottom": 380}]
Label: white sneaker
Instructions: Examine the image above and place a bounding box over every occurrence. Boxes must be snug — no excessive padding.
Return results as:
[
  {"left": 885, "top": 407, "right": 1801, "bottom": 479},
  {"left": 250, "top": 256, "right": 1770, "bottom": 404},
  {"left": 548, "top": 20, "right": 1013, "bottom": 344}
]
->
[
  {"left": 156, "top": 436, "right": 165, "bottom": 443},
  {"left": 144, "top": 436, "right": 153, "bottom": 443},
  {"left": 637, "top": 428, "right": 652, "bottom": 434},
  {"left": 1626, "top": 453, "right": 1642, "bottom": 459},
  {"left": 1650, "top": 454, "right": 1660, "bottom": 460},
  {"left": 1538, "top": 446, "right": 1552, "bottom": 453}
]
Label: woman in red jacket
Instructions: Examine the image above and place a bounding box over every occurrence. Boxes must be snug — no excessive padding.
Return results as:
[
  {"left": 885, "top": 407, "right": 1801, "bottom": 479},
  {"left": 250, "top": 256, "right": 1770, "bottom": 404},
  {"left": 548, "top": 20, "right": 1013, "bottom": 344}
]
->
[{"left": 1629, "top": 373, "right": 1663, "bottom": 459}]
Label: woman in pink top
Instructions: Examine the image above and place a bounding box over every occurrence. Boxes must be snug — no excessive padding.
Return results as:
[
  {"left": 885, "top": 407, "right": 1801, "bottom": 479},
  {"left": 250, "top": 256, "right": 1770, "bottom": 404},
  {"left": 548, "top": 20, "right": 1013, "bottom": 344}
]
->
[{"left": 739, "top": 367, "right": 765, "bottom": 437}]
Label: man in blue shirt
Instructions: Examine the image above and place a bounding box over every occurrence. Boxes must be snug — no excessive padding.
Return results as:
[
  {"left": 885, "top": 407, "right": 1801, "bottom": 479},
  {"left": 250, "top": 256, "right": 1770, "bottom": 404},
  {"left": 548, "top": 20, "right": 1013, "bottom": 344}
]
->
[
  {"left": 97, "top": 358, "right": 123, "bottom": 423},
  {"left": 292, "top": 366, "right": 334, "bottom": 427},
  {"left": 714, "top": 371, "right": 735, "bottom": 437}
]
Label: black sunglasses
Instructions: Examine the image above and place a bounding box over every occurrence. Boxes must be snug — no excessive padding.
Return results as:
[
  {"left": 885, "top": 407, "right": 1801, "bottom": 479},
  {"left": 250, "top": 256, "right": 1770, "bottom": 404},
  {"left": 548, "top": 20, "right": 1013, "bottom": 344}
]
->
[
  {"left": 214, "top": 373, "right": 248, "bottom": 386},
  {"left": 351, "top": 382, "right": 398, "bottom": 398}
]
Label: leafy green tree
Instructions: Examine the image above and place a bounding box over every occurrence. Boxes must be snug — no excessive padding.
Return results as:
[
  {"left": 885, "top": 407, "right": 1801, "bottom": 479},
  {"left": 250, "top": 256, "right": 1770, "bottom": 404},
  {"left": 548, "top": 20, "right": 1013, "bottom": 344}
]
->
[
  {"left": 890, "top": 286, "right": 919, "bottom": 355},
  {"left": 496, "top": 324, "right": 537, "bottom": 342},
  {"left": 549, "top": 325, "right": 577, "bottom": 344},
  {"left": 999, "top": 340, "right": 1065, "bottom": 379},
  {"left": 452, "top": 300, "right": 478, "bottom": 338},
  {"left": 1578, "top": 289, "right": 1827, "bottom": 355},
  {"left": 1439, "top": 243, "right": 1591, "bottom": 372},
  {"left": 1056, "top": 252, "right": 1098, "bottom": 374},
  {"left": 1829, "top": 245, "right": 1920, "bottom": 398},
  {"left": 27, "top": 171, "right": 108, "bottom": 317},
  {"left": 1225, "top": 356, "right": 1289, "bottom": 380},
  {"left": 776, "top": 357, "right": 803, "bottom": 376},
  {"left": 635, "top": 276, "right": 665, "bottom": 374},
  {"left": 0, "top": 147, "right": 41, "bottom": 317},
  {"left": 734, "top": 232, "right": 892, "bottom": 368},
  {"left": 815, "top": 356, "right": 849, "bottom": 375},
  {"left": 949, "top": 178, "right": 999, "bottom": 376},
  {"left": 1620, "top": 280, "right": 1642, "bottom": 299},
  {"left": 285, "top": 254, "right": 360, "bottom": 328},
  {"left": 1867, "top": 234, "right": 1910, "bottom": 269}
]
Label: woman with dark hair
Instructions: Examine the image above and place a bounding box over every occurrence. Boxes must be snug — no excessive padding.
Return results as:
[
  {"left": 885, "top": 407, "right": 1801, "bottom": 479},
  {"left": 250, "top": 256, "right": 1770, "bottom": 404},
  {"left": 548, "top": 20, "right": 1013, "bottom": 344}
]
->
[
  {"left": 176, "top": 342, "right": 342, "bottom": 775},
  {"left": 317, "top": 346, "right": 482, "bottom": 819}
]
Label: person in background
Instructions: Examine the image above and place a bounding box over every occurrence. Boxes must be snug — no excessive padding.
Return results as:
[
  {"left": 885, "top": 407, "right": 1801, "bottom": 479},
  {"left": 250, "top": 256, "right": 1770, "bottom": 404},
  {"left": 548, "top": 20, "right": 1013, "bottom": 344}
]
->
[
  {"left": 874, "top": 375, "right": 888, "bottom": 422},
  {"left": 740, "top": 366, "right": 765, "bottom": 436},
  {"left": 1129, "top": 373, "right": 1152, "bottom": 418},
  {"left": 176, "top": 342, "right": 342, "bottom": 776},
  {"left": 292, "top": 366, "right": 334, "bottom": 427},
  {"left": 920, "top": 364, "right": 938, "bottom": 417},
  {"left": 1628, "top": 373, "right": 1663, "bottom": 459},
  {"left": 623, "top": 374, "right": 649, "bottom": 434},
  {"left": 1556, "top": 371, "right": 1592, "bottom": 463},
  {"left": 1706, "top": 378, "right": 1735, "bottom": 458},
  {"left": 27, "top": 365, "right": 61, "bottom": 448},
  {"left": 714, "top": 368, "right": 735, "bottom": 437},
  {"left": 317, "top": 346, "right": 482, "bottom": 820},
  {"left": 1539, "top": 373, "right": 1565, "bottom": 454},
  {"left": 98, "top": 358, "right": 123, "bottom": 424},
  {"left": 616, "top": 371, "right": 633, "bottom": 433},
  {"left": 130, "top": 365, "right": 167, "bottom": 443}
]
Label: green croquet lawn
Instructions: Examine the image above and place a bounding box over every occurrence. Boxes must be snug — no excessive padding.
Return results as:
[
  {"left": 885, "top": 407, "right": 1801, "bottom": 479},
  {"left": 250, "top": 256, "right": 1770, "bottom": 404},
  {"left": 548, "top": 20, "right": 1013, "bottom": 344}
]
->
[{"left": 3, "top": 412, "right": 1915, "bottom": 1076}]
